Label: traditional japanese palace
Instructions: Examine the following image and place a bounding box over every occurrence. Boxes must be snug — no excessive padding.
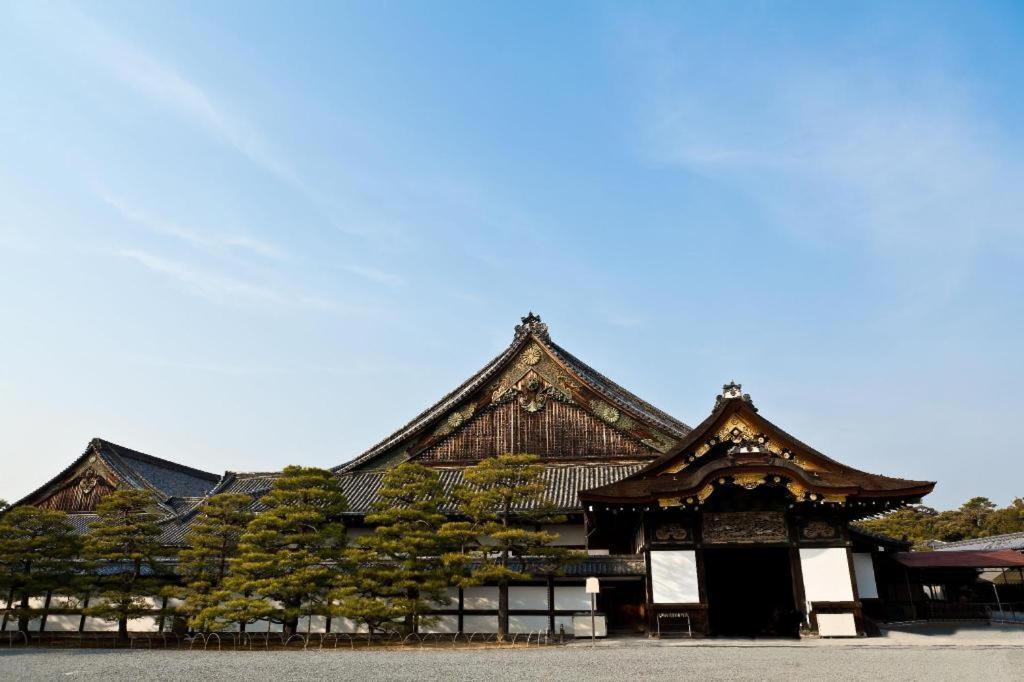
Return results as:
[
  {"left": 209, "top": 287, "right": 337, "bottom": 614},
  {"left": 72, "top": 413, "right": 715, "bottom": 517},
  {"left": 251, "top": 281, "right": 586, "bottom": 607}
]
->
[{"left": 8, "top": 314, "right": 947, "bottom": 638}]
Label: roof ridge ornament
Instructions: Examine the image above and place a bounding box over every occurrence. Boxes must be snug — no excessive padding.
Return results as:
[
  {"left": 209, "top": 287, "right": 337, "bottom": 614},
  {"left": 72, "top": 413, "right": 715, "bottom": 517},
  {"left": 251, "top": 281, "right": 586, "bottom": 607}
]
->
[
  {"left": 514, "top": 311, "right": 549, "bottom": 340},
  {"left": 715, "top": 381, "right": 757, "bottom": 411}
]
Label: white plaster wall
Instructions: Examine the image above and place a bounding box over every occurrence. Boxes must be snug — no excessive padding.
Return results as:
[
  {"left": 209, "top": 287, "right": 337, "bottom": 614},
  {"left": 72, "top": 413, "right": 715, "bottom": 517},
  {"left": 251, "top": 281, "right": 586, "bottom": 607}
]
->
[
  {"left": 852, "top": 553, "right": 879, "bottom": 599},
  {"left": 800, "top": 548, "right": 854, "bottom": 602},
  {"left": 297, "top": 615, "right": 329, "bottom": 633},
  {"left": 329, "top": 617, "right": 368, "bottom": 634},
  {"left": 508, "top": 586, "right": 547, "bottom": 610},
  {"left": 553, "top": 586, "right": 589, "bottom": 611},
  {"left": 572, "top": 614, "right": 607, "bottom": 637},
  {"left": 428, "top": 587, "right": 459, "bottom": 609},
  {"left": 651, "top": 550, "right": 700, "bottom": 603},
  {"left": 463, "top": 586, "right": 499, "bottom": 609},
  {"left": 420, "top": 615, "right": 458, "bottom": 633},
  {"left": 509, "top": 615, "right": 549, "bottom": 633},
  {"left": 43, "top": 615, "right": 80, "bottom": 632},
  {"left": 82, "top": 618, "right": 118, "bottom": 632},
  {"left": 462, "top": 615, "right": 498, "bottom": 633},
  {"left": 816, "top": 612, "right": 857, "bottom": 637}
]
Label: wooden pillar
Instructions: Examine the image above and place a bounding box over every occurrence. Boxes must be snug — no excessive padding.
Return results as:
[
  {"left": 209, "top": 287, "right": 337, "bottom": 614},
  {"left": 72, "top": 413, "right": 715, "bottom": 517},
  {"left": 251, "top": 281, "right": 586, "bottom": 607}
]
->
[
  {"left": 546, "top": 575, "right": 555, "bottom": 634},
  {"left": 844, "top": 545, "right": 864, "bottom": 635},
  {"left": 457, "top": 586, "right": 464, "bottom": 634},
  {"left": 789, "top": 546, "right": 807, "bottom": 629}
]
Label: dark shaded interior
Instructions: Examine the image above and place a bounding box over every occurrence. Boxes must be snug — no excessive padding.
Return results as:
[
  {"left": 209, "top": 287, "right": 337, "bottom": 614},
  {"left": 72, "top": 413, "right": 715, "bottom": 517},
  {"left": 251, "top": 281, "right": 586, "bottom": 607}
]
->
[
  {"left": 704, "top": 547, "right": 799, "bottom": 637},
  {"left": 597, "top": 579, "right": 647, "bottom": 634}
]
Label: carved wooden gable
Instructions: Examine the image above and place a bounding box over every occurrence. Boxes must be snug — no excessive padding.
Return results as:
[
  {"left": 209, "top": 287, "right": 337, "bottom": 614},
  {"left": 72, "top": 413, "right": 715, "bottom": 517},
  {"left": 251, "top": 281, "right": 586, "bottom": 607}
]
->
[
  {"left": 35, "top": 458, "right": 120, "bottom": 512},
  {"left": 409, "top": 340, "right": 678, "bottom": 463},
  {"left": 416, "top": 399, "right": 657, "bottom": 462}
]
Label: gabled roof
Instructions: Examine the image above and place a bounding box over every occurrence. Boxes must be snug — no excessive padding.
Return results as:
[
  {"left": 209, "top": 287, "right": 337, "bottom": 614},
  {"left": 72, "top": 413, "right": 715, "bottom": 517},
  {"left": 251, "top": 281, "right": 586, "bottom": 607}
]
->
[
  {"left": 16, "top": 438, "right": 219, "bottom": 511},
  {"left": 933, "top": 531, "right": 1024, "bottom": 553},
  {"left": 580, "top": 383, "right": 934, "bottom": 511},
  {"left": 334, "top": 314, "right": 691, "bottom": 474}
]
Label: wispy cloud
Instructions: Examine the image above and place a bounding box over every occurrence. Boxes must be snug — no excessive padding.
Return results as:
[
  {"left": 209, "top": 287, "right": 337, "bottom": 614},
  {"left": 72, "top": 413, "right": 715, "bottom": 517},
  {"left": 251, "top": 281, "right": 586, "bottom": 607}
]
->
[
  {"left": 25, "top": 4, "right": 316, "bottom": 201},
  {"left": 118, "top": 248, "right": 287, "bottom": 306},
  {"left": 620, "top": 19, "right": 1024, "bottom": 296},
  {"left": 342, "top": 264, "right": 405, "bottom": 287},
  {"left": 100, "top": 192, "right": 286, "bottom": 260}
]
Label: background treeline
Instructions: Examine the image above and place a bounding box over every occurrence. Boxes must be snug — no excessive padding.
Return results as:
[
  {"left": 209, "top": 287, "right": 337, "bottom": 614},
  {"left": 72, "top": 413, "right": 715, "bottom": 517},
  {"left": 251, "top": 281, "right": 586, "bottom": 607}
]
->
[
  {"left": 857, "top": 497, "right": 1024, "bottom": 550},
  {"left": 0, "top": 454, "right": 571, "bottom": 642}
]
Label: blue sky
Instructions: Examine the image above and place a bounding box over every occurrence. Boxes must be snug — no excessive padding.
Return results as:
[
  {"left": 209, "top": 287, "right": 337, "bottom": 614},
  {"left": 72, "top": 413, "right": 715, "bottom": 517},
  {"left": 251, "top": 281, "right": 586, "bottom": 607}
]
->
[{"left": 2, "top": 1, "right": 1022, "bottom": 508}]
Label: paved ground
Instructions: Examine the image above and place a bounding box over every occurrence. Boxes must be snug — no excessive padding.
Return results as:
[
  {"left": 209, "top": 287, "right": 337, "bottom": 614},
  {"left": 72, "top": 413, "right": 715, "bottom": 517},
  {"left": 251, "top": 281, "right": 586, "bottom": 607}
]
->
[{"left": 1, "top": 625, "right": 1021, "bottom": 681}]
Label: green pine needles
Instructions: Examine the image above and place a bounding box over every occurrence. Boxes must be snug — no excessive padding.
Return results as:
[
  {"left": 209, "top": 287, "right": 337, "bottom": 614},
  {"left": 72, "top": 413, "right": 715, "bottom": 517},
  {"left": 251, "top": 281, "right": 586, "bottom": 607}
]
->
[
  {"left": 220, "top": 466, "right": 348, "bottom": 637},
  {"left": 333, "top": 462, "right": 453, "bottom": 637},
  {"left": 81, "top": 489, "right": 168, "bottom": 641},
  {"left": 0, "top": 506, "right": 81, "bottom": 634},
  {"left": 441, "top": 453, "right": 574, "bottom": 640}
]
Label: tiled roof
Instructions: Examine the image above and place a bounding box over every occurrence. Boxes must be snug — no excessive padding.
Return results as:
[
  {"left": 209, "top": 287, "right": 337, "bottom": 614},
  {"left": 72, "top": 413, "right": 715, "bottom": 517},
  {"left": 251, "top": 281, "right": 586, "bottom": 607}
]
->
[
  {"left": 100, "top": 441, "right": 219, "bottom": 498},
  {"left": 933, "top": 532, "right": 1024, "bottom": 553},
  {"left": 339, "top": 463, "right": 646, "bottom": 514}
]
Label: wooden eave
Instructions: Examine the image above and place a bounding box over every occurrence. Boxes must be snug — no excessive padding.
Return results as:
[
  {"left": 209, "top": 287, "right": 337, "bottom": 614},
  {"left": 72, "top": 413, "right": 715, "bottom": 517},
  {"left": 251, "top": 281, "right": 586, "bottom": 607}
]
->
[{"left": 579, "top": 394, "right": 935, "bottom": 504}]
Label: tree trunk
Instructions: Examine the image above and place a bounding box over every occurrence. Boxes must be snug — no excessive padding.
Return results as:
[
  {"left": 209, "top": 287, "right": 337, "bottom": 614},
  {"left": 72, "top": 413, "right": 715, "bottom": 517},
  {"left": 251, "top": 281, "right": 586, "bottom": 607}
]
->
[
  {"left": 498, "top": 578, "right": 508, "bottom": 641},
  {"left": 17, "top": 592, "right": 29, "bottom": 634},
  {"left": 283, "top": 600, "right": 300, "bottom": 637},
  {"left": 118, "top": 616, "right": 128, "bottom": 642}
]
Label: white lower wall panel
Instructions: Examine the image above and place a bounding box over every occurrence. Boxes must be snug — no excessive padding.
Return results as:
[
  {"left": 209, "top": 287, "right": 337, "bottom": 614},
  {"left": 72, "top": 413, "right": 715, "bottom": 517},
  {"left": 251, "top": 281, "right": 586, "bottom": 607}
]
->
[
  {"left": 800, "top": 548, "right": 854, "bottom": 602},
  {"left": 816, "top": 612, "right": 857, "bottom": 637},
  {"left": 420, "top": 615, "right": 459, "bottom": 633},
  {"left": 572, "top": 614, "right": 607, "bottom": 637},
  {"left": 82, "top": 618, "right": 118, "bottom": 632},
  {"left": 44, "top": 615, "right": 80, "bottom": 632},
  {"left": 509, "top": 615, "right": 549, "bottom": 633},
  {"left": 126, "top": 616, "right": 159, "bottom": 632},
  {"left": 297, "top": 615, "right": 328, "bottom": 633},
  {"left": 651, "top": 550, "right": 700, "bottom": 604},
  {"left": 329, "top": 617, "right": 367, "bottom": 634},
  {"left": 462, "top": 615, "right": 498, "bottom": 633}
]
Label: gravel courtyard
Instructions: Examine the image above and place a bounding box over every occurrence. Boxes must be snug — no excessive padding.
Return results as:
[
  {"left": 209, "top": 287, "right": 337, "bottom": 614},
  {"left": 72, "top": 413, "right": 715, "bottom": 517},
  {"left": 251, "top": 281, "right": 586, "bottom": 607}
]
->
[{"left": 2, "top": 644, "right": 1022, "bottom": 681}]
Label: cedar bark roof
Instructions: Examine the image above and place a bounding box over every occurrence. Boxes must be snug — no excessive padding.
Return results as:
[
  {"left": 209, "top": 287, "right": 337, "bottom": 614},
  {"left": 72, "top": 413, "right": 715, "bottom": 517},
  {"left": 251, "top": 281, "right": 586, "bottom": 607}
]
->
[{"left": 333, "top": 313, "right": 691, "bottom": 474}]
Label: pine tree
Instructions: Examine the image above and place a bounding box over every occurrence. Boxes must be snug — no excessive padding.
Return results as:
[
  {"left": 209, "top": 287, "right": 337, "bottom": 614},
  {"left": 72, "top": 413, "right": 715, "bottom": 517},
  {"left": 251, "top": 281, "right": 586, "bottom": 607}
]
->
[
  {"left": 0, "top": 506, "right": 81, "bottom": 634},
  {"left": 334, "top": 463, "right": 452, "bottom": 636},
  {"left": 82, "top": 489, "right": 168, "bottom": 641},
  {"left": 222, "top": 466, "right": 347, "bottom": 637},
  {"left": 442, "top": 453, "right": 572, "bottom": 640},
  {"left": 177, "top": 493, "right": 253, "bottom": 631}
]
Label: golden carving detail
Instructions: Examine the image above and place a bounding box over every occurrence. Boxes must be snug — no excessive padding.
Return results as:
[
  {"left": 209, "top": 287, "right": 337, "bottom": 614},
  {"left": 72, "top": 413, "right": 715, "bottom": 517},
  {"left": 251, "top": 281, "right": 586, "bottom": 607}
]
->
[
  {"left": 786, "top": 481, "right": 808, "bottom": 500},
  {"left": 523, "top": 345, "right": 542, "bottom": 366},
  {"left": 703, "top": 512, "right": 788, "bottom": 544},
  {"left": 802, "top": 520, "right": 838, "bottom": 540},
  {"left": 658, "top": 496, "right": 682, "bottom": 508},
  {"left": 432, "top": 404, "right": 477, "bottom": 439},
  {"left": 654, "top": 523, "right": 689, "bottom": 542},
  {"left": 590, "top": 400, "right": 620, "bottom": 424},
  {"left": 732, "top": 473, "right": 765, "bottom": 490},
  {"left": 697, "top": 483, "right": 716, "bottom": 503}
]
